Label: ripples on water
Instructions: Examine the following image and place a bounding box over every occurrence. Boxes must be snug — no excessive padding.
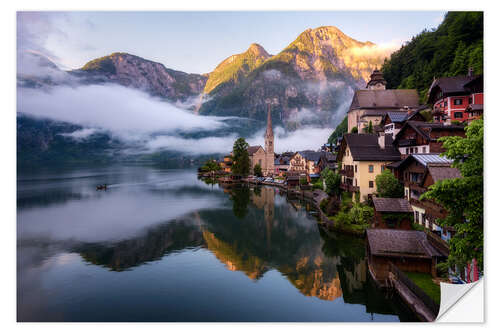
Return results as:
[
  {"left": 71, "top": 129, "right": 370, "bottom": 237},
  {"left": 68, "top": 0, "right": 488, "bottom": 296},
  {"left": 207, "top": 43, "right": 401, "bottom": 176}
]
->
[{"left": 17, "top": 165, "right": 417, "bottom": 322}]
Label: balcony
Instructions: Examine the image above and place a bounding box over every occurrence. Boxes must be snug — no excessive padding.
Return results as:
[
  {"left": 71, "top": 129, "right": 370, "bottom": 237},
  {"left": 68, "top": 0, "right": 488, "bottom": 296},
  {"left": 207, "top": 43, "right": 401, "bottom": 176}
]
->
[
  {"left": 339, "top": 168, "right": 354, "bottom": 177},
  {"left": 398, "top": 139, "right": 417, "bottom": 147},
  {"left": 340, "top": 183, "right": 359, "bottom": 192}
]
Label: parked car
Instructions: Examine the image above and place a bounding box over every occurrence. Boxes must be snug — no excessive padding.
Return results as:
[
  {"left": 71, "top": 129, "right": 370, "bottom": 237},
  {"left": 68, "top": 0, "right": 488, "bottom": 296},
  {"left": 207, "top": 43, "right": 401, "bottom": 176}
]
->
[{"left": 264, "top": 177, "right": 273, "bottom": 182}]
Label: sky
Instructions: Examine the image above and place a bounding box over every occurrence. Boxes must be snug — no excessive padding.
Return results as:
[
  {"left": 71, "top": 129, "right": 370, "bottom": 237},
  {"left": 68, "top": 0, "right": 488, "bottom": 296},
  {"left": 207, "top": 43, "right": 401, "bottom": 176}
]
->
[
  {"left": 16, "top": 10, "right": 448, "bottom": 155},
  {"left": 18, "top": 11, "right": 446, "bottom": 74}
]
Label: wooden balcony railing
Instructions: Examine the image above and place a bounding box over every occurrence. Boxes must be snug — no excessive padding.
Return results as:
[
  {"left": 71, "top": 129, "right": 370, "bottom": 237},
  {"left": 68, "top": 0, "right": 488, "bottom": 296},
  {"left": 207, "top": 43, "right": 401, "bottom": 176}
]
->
[
  {"left": 339, "top": 168, "right": 354, "bottom": 177},
  {"left": 340, "top": 183, "right": 359, "bottom": 192}
]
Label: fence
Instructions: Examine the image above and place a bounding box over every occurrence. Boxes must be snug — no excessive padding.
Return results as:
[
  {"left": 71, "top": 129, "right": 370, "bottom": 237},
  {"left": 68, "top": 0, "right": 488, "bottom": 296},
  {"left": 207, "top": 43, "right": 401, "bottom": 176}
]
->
[{"left": 389, "top": 262, "right": 440, "bottom": 316}]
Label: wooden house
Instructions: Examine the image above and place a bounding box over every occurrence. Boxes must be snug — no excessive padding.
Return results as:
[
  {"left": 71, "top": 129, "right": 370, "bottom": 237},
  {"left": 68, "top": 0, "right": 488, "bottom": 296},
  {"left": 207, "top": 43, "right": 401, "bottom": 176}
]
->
[
  {"left": 366, "top": 229, "right": 447, "bottom": 281},
  {"left": 427, "top": 71, "right": 483, "bottom": 123},
  {"left": 372, "top": 197, "right": 414, "bottom": 230},
  {"left": 386, "top": 154, "right": 460, "bottom": 241},
  {"left": 392, "top": 121, "right": 465, "bottom": 158},
  {"left": 381, "top": 110, "right": 426, "bottom": 139}
]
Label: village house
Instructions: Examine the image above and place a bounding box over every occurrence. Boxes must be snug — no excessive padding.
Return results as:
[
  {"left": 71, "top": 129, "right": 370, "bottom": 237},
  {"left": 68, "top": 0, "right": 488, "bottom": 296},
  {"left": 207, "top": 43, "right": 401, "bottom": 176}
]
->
[
  {"left": 337, "top": 133, "right": 401, "bottom": 202},
  {"left": 219, "top": 155, "right": 233, "bottom": 173},
  {"left": 392, "top": 121, "right": 465, "bottom": 158},
  {"left": 347, "top": 69, "right": 420, "bottom": 133},
  {"left": 247, "top": 105, "right": 275, "bottom": 176},
  {"left": 427, "top": 69, "right": 483, "bottom": 123},
  {"left": 274, "top": 155, "right": 291, "bottom": 176},
  {"left": 318, "top": 151, "right": 337, "bottom": 173},
  {"left": 366, "top": 229, "right": 447, "bottom": 281},
  {"left": 386, "top": 154, "right": 459, "bottom": 241},
  {"left": 289, "top": 151, "right": 308, "bottom": 174},
  {"left": 381, "top": 109, "right": 426, "bottom": 139},
  {"left": 299, "top": 150, "right": 322, "bottom": 176},
  {"left": 372, "top": 197, "right": 414, "bottom": 230}
]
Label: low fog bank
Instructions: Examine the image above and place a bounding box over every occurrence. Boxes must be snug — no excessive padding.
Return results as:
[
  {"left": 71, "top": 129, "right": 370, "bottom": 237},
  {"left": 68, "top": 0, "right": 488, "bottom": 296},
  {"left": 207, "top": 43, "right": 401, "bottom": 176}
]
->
[{"left": 17, "top": 81, "right": 344, "bottom": 157}]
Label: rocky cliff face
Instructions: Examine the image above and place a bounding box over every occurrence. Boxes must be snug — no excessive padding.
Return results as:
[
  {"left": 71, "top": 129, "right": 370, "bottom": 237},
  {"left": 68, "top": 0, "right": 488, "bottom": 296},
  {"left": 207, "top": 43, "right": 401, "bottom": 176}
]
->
[
  {"left": 72, "top": 52, "right": 208, "bottom": 102},
  {"left": 199, "top": 26, "right": 385, "bottom": 128},
  {"left": 18, "top": 26, "right": 387, "bottom": 137}
]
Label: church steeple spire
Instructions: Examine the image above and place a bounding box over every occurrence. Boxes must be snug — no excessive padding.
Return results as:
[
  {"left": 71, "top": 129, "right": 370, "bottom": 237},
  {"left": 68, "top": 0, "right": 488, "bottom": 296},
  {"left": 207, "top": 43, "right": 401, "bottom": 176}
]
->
[
  {"left": 265, "top": 104, "right": 273, "bottom": 138},
  {"left": 264, "top": 103, "right": 274, "bottom": 176}
]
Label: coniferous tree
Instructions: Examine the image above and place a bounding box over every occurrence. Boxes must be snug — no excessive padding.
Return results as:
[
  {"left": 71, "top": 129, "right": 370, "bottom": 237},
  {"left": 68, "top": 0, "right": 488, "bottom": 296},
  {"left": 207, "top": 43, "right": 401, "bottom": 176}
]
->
[{"left": 231, "top": 138, "right": 250, "bottom": 177}]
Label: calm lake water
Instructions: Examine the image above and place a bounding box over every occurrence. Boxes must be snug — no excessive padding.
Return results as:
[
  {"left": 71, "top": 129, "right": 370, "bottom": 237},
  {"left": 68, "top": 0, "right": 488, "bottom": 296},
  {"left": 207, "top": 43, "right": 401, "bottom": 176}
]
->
[{"left": 17, "top": 165, "right": 417, "bottom": 322}]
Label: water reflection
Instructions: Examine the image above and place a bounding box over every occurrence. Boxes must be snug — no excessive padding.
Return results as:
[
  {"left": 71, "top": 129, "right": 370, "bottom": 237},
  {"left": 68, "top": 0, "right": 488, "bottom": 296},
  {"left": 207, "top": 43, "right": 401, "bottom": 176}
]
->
[{"left": 17, "top": 166, "right": 416, "bottom": 321}]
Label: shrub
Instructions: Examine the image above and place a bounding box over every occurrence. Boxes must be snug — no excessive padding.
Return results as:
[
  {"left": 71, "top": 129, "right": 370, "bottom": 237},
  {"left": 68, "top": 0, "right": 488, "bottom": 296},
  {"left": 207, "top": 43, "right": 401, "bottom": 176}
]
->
[{"left": 375, "top": 170, "right": 404, "bottom": 198}]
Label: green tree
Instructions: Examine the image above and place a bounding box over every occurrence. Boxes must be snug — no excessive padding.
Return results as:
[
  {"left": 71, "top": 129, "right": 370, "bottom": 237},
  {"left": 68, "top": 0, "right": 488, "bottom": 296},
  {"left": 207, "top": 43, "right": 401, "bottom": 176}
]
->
[
  {"left": 324, "top": 169, "right": 341, "bottom": 197},
  {"left": 351, "top": 126, "right": 358, "bottom": 134},
  {"left": 363, "top": 121, "right": 373, "bottom": 134},
  {"left": 200, "top": 159, "right": 221, "bottom": 173},
  {"left": 328, "top": 115, "right": 347, "bottom": 144},
  {"left": 382, "top": 12, "right": 483, "bottom": 100},
  {"left": 421, "top": 119, "right": 483, "bottom": 272},
  {"left": 375, "top": 169, "right": 404, "bottom": 198},
  {"left": 253, "top": 163, "right": 263, "bottom": 177},
  {"left": 231, "top": 138, "right": 250, "bottom": 177}
]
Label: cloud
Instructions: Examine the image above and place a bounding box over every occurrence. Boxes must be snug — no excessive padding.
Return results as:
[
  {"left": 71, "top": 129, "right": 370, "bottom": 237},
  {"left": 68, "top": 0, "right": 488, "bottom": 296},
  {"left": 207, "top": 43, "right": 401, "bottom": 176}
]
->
[
  {"left": 17, "top": 84, "right": 227, "bottom": 139},
  {"left": 145, "top": 135, "right": 238, "bottom": 155},
  {"left": 344, "top": 40, "right": 402, "bottom": 63},
  {"left": 247, "top": 125, "right": 332, "bottom": 153},
  {"left": 60, "top": 128, "right": 98, "bottom": 140}
]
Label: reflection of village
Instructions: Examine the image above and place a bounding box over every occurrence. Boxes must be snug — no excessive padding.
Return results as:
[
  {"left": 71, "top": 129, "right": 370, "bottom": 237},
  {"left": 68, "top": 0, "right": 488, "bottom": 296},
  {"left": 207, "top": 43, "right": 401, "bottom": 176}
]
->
[{"left": 72, "top": 185, "right": 412, "bottom": 319}]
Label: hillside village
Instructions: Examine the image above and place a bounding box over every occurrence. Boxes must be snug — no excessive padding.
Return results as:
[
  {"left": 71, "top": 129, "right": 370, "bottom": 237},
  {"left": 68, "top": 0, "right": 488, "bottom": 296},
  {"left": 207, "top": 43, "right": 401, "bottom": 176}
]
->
[{"left": 200, "top": 67, "right": 483, "bottom": 321}]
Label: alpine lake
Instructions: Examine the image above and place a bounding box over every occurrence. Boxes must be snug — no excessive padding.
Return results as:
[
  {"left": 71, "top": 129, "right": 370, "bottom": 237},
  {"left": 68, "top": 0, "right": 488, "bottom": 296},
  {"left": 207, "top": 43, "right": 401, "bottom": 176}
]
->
[{"left": 17, "top": 164, "right": 418, "bottom": 322}]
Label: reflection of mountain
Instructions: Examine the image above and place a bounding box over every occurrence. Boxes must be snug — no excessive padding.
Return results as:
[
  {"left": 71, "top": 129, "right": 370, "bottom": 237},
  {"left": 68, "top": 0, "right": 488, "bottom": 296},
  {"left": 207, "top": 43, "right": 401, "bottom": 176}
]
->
[
  {"left": 66, "top": 182, "right": 413, "bottom": 318},
  {"left": 75, "top": 219, "right": 203, "bottom": 271},
  {"left": 203, "top": 230, "right": 268, "bottom": 280}
]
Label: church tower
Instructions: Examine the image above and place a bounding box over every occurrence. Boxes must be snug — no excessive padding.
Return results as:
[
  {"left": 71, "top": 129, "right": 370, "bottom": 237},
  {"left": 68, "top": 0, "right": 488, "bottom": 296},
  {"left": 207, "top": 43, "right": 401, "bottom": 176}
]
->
[
  {"left": 264, "top": 104, "right": 275, "bottom": 176},
  {"left": 366, "top": 68, "right": 387, "bottom": 90}
]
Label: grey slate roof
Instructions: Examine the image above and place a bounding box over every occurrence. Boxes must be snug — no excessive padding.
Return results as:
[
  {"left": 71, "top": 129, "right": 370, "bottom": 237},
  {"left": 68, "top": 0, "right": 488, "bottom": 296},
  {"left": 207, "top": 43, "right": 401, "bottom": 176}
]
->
[
  {"left": 341, "top": 134, "right": 401, "bottom": 161},
  {"left": 373, "top": 197, "right": 414, "bottom": 213},
  {"left": 349, "top": 89, "right": 419, "bottom": 111},
  {"left": 298, "top": 150, "right": 322, "bottom": 164},
  {"left": 366, "top": 229, "right": 446, "bottom": 258}
]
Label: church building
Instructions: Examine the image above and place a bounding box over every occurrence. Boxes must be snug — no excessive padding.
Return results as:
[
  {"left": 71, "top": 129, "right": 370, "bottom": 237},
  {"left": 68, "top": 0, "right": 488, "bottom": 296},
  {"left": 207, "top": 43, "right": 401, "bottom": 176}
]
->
[
  {"left": 247, "top": 105, "right": 275, "bottom": 176},
  {"left": 347, "top": 69, "right": 420, "bottom": 133}
]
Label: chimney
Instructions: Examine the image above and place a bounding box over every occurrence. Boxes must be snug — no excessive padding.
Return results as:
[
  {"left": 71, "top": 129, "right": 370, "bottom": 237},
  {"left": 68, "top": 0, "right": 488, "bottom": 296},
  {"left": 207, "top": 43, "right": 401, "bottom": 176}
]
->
[
  {"left": 468, "top": 67, "right": 474, "bottom": 77},
  {"left": 378, "top": 132, "right": 385, "bottom": 149}
]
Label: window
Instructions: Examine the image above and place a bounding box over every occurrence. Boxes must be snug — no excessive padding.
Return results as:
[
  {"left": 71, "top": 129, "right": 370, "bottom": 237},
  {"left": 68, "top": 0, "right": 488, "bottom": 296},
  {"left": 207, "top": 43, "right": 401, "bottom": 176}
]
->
[
  {"left": 422, "top": 146, "right": 426, "bottom": 153},
  {"left": 381, "top": 165, "right": 385, "bottom": 172},
  {"left": 454, "top": 98, "right": 463, "bottom": 105},
  {"left": 469, "top": 97, "right": 473, "bottom": 104},
  {"left": 406, "top": 148, "right": 409, "bottom": 154},
  {"left": 368, "top": 165, "right": 374, "bottom": 173},
  {"left": 355, "top": 165, "right": 357, "bottom": 173},
  {"left": 369, "top": 181, "right": 374, "bottom": 188},
  {"left": 415, "top": 211, "right": 420, "bottom": 223},
  {"left": 454, "top": 112, "right": 463, "bottom": 119},
  {"left": 444, "top": 101, "right": 448, "bottom": 107}
]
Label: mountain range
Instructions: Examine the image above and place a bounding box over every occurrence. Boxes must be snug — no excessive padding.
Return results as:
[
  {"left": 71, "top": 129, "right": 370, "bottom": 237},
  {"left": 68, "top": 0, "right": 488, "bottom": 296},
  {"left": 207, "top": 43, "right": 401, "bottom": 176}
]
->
[{"left": 17, "top": 25, "right": 387, "bottom": 164}]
